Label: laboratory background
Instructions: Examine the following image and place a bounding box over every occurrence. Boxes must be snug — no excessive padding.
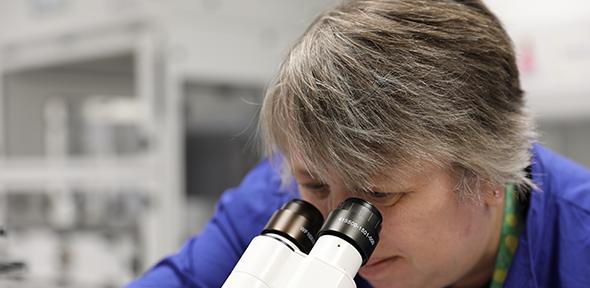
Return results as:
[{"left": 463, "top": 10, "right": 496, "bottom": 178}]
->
[{"left": 0, "top": 0, "right": 588, "bottom": 287}]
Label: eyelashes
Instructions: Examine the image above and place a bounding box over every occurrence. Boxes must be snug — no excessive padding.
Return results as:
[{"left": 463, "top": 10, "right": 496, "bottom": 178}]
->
[
  {"left": 300, "top": 183, "right": 330, "bottom": 199},
  {"left": 367, "top": 191, "right": 406, "bottom": 206},
  {"left": 367, "top": 191, "right": 391, "bottom": 199},
  {"left": 299, "top": 182, "right": 407, "bottom": 206}
]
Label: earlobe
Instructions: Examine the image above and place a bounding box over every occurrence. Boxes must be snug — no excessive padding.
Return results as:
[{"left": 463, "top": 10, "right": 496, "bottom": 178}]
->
[
  {"left": 493, "top": 189, "right": 501, "bottom": 198},
  {"left": 484, "top": 187, "right": 505, "bottom": 207}
]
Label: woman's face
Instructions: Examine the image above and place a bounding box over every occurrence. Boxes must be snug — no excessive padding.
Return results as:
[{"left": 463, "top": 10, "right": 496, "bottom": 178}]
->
[{"left": 291, "top": 158, "right": 504, "bottom": 288}]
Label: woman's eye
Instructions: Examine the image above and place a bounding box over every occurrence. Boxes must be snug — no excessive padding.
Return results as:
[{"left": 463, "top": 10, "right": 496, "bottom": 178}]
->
[
  {"left": 301, "top": 183, "right": 330, "bottom": 198},
  {"left": 366, "top": 191, "right": 405, "bottom": 206},
  {"left": 367, "top": 191, "right": 390, "bottom": 199}
]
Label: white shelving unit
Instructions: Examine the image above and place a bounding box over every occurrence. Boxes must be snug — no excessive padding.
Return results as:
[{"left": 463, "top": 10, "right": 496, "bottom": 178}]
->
[{"left": 0, "top": 21, "right": 185, "bottom": 281}]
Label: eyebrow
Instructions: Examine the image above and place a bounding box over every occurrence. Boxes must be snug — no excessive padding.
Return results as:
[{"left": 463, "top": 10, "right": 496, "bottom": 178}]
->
[
  {"left": 292, "top": 166, "right": 413, "bottom": 195},
  {"left": 292, "top": 166, "right": 321, "bottom": 180},
  {"left": 366, "top": 190, "right": 401, "bottom": 194},
  {"left": 356, "top": 187, "right": 410, "bottom": 196}
]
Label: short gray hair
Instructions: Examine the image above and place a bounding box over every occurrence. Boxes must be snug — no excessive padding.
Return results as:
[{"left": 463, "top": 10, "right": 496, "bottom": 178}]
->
[{"left": 260, "top": 0, "right": 536, "bottom": 199}]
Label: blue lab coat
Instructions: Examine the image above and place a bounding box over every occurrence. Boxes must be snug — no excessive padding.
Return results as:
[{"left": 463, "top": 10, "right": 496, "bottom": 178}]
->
[{"left": 127, "top": 144, "right": 590, "bottom": 287}]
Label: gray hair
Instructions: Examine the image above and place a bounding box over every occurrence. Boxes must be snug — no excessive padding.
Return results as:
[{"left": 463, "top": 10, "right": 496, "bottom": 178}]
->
[{"left": 260, "top": 0, "right": 536, "bottom": 200}]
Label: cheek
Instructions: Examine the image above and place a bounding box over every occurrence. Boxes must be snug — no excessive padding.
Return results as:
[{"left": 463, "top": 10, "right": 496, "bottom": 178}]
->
[
  {"left": 437, "top": 200, "right": 489, "bottom": 239},
  {"left": 456, "top": 207, "right": 481, "bottom": 238},
  {"left": 405, "top": 203, "right": 489, "bottom": 270},
  {"left": 377, "top": 208, "right": 413, "bottom": 250},
  {"left": 377, "top": 196, "right": 486, "bottom": 257},
  {"left": 421, "top": 204, "right": 482, "bottom": 245}
]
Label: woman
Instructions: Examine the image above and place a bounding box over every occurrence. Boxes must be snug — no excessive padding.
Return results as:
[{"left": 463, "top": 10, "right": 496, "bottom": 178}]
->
[{"left": 128, "top": 1, "right": 590, "bottom": 287}]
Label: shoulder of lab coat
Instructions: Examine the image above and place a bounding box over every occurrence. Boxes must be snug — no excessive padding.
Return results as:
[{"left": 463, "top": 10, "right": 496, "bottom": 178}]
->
[{"left": 506, "top": 143, "right": 590, "bottom": 288}]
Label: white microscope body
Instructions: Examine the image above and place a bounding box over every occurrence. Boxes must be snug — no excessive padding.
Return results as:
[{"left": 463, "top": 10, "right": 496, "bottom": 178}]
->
[{"left": 222, "top": 198, "right": 382, "bottom": 288}]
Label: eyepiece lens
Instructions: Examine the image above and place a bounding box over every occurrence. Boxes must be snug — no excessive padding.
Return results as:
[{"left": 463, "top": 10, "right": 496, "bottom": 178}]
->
[
  {"left": 317, "top": 198, "right": 383, "bottom": 265},
  {"left": 262, "top": 199, "right": 324, "bottom": 254}
]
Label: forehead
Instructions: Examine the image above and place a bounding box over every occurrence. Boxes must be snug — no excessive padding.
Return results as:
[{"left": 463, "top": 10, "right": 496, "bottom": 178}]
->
[{"left": 288, "top": 152, "right": 440, "bottom": 191}]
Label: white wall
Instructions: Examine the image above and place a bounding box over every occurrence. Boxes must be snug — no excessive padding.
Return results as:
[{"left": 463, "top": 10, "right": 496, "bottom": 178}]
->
[
  {"left": 485, "top": 0, "right": 590, "bottom": 121},
  {"left": 484, "top": 0, "right": 590, "bottom": 168},
  {"left": 0, "top": 0, "right": 340, "bottom": 82}
]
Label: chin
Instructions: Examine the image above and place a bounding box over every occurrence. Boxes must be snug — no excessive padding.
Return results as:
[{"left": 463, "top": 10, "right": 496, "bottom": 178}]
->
[
  {"left": 365, "top": 279, "right": 408, "bottom": 288},
  {"left": 359, "top": 257, "right": 415, "bottom": 288}
]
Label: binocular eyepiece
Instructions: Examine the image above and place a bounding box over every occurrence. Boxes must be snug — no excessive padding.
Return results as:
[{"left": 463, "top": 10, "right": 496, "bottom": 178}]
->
[
  {"left": 223, "top": 198, "right": 382, "bottom": 288},
  {"left": 261, "top": 199, "right": 324, "bottom": 254},
  {"left": 263, "top": 198, "right": 382, "bottom": 265}
]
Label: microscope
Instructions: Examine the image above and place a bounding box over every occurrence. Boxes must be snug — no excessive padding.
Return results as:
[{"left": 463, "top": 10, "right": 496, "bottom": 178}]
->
[{"left": 222, "top": 198, "right": 382, "bottom": 288}]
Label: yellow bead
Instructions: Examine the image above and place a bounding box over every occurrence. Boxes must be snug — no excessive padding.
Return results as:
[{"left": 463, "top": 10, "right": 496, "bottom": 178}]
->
[
  {"left": 494, "top": 269, "right": 507, "bottom": 283},
  {"left": 506, "top": 214, "right": 517, "bottom": 227},
  {"left": 505, "top": 235, "right": 519, "bottom": 253}
]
